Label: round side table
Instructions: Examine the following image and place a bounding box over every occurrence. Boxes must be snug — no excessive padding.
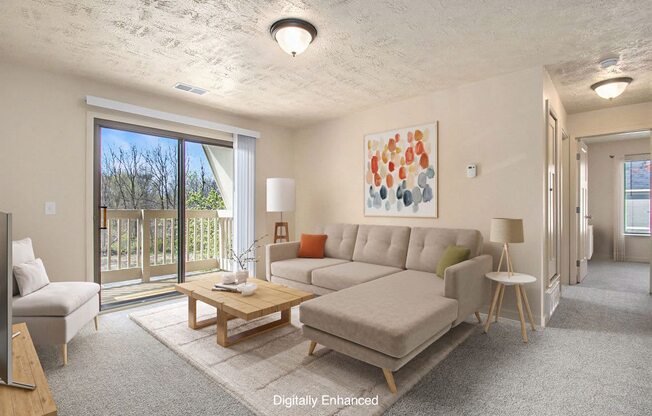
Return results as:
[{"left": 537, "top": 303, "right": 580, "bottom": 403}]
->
[{"left": 483, "top": 272, "right": 537, "bottom": 343}]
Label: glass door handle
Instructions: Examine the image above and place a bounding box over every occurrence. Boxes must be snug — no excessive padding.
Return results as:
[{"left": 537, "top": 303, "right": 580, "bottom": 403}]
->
[{"left": 100, "top": 206, "right": 108, "bottom": 230}]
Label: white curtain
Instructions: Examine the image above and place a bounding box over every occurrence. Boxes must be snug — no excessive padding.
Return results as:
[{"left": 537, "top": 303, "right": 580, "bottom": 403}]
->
[
  {"left": 234, "top": 134, "right": 256, "bottom": 273},
  {"left": 613, "top": 155, "right": 626, "bottom": 262}
]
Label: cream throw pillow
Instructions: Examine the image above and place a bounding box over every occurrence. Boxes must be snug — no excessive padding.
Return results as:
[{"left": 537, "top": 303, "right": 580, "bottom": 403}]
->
[
  {"left": 12, "top": 238, "right": 36, "bottom": 296},
  {"left": 13, "top": 258, "right": 50, "bottom": 296}
]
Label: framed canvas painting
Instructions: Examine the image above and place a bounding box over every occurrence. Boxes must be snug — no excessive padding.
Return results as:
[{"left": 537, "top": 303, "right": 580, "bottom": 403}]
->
[{"left": 364, "top": 122, "right": 438, "bottom": 217}]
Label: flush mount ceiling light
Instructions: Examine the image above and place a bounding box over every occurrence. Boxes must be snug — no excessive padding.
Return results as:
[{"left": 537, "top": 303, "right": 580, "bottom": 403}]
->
[
  {"left": 599, "top": 57, "right": 619, "bottom": 69},
  {"left": 590, "top": 77, "right": 633, "bottom": 100},
  {"left": 270, "top": 18, "right": 317, "bottom": 57}
]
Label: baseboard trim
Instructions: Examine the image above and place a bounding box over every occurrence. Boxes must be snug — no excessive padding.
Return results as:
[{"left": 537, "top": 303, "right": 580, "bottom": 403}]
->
[{"left": 624, "top": 257, "right": 650, "bottom": 263}]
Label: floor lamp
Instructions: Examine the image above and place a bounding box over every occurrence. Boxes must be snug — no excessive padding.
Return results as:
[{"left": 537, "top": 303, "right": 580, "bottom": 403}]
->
[
  {"left": 266, "top": 178, "right": 295, "bottom": 243},
  {"left": 490, "top": 218, "right": 524, "bottom": 276}
]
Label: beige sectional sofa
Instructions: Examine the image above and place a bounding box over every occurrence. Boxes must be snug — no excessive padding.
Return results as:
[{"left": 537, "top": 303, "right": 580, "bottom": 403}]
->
[{"left": 266, "top": 224, "right": 492, "bottom": 393}]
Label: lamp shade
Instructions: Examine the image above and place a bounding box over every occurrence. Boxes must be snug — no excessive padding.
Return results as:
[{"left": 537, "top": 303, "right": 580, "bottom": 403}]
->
[
  {"left": 266, "top": 178, "right": 295, "bottom": 212},
  {"left": 490, "top": 218, "right": 524, "bottom": 243}
]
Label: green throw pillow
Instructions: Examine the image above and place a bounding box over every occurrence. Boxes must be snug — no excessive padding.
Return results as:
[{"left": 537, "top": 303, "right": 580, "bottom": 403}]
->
[{"left": 436, "top": 246, "right": 471, "bottom": 278}]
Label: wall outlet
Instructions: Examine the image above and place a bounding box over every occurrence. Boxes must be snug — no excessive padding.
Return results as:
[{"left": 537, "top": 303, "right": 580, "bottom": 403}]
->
[{"left": 45, "top": 201, "right": 56, "bottom": 215}]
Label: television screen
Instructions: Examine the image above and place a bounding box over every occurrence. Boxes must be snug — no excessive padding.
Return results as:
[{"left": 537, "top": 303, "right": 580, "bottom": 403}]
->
[{"left": 0, "top": 212, "right": 34, "bottom": 390}]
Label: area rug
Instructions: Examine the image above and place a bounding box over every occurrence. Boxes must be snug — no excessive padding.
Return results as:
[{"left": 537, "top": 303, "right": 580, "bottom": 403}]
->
[{"left": 130, "top": 300, "right": 474, "bottom": 416}]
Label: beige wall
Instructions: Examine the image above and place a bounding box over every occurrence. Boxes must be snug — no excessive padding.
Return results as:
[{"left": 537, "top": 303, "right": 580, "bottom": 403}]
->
[
  {"left": 586, "top": 138, "right": 650, "bottom": 262},
  {"left": 569, "top": 102, "right": 652, "bottom": 138},
  {"left": 293, "top": 67, "right": 550, "bottom": 324},
  {"left": 0, "top": 61, "right": 294, "bottom": 282},
  {"left": 567, "top": 101, "right": 652, "bottom": 285}
]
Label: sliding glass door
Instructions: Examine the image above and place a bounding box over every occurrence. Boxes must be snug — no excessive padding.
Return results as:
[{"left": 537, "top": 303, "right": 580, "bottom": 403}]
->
[
  {"left": 94, "top": 120, "right": 233, "bottom": 309},
  {"left": 184, "top": 141, "right": 234, "bottom": 281}
]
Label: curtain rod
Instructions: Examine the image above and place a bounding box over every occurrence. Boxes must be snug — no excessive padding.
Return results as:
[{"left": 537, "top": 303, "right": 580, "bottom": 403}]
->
[{"left": 85, "top": 95, "right": 260, "bottom": 139}]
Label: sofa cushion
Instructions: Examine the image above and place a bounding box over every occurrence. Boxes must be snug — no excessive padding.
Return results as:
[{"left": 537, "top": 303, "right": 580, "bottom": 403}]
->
[
  {"left": 12, "top": 238, "right": 36, "bottom": 296},
  {"left": 318, "top": 224, "right": 359, "bottom": 260},
  {"left": 389, "top": 269, "right": 445, "bottom": 295},
  {"left": 300, "top": 272, "right": 458, "bottom": 358},
  {"left": 311, "top": 261, "right": 401, "bottom": 291},
  {"left": 406, "top": 227, "right": 483, "bottom": 273},
  {"left": 270, "top": 257, "right": 349, "bottom": 284},
  {"left": 12, "top": 282, "right": 100, "bottom": 317},
  {"left": 352, "top": 225, "right": 411, "bottom": 268}
]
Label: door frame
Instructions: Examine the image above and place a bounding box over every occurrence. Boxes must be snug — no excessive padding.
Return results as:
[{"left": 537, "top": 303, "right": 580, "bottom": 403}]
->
[
  {"left": 575, "top": 139, "right": 589, "bottom": 284},
  {"left": 545, "top": 102, "right": 562, "bottom": 288},
  {"left": 569, "top": 128, "right": 652, "bottom": 293},
  {"left": 92, "top": 118, "right": 232, "bottom": 310}
]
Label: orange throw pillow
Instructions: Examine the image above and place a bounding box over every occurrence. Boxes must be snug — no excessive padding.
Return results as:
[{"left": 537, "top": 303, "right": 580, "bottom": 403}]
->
[{"left": 298, "top": 234, "right": 328, "bottom": 258}]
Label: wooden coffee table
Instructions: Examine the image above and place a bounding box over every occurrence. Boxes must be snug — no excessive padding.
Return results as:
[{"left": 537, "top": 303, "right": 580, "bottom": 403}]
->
[{"left": 175, "top": 274, "right": 313, "bottom": 347}]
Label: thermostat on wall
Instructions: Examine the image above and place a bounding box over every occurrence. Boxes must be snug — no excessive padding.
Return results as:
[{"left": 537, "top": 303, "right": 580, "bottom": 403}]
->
[{"left": 466, "top": 164, "right": 477, "bottom": 178}]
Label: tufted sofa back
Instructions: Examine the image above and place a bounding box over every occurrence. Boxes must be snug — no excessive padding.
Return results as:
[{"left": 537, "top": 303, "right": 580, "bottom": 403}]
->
[
  {"left": 351, "top": 225, "right": 411, "bottom": 268},
  {"left": 318, "top": 224, "right": 359, "bottom": 260},
  {"left": 405, "top": 227, "right": 483, "bottom": 273}
]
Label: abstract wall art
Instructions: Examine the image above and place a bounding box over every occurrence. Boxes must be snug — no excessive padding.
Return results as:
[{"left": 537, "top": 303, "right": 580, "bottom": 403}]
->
[{"left": 364, "top": 122, "right": 438, "bottom": 217}]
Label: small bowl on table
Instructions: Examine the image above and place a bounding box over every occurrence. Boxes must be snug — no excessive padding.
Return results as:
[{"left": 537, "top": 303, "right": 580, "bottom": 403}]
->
[
  {"left": 221, "top": 272, "right": 236, "bottom": 285},
  {"left": 238, "top": 282, "right": 258, "bottom": 296}
]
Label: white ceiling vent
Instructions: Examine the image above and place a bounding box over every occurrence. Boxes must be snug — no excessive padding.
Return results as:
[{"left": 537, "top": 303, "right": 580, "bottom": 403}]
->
[{"left": 173, "top": 82, "right": 208, "bottom": 96}]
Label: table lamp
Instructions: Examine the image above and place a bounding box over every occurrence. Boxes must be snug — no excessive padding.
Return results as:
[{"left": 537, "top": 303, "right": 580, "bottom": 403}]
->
[
  {"left": 490, "top": 218, "right": 524, "bottom": 277},
  {"left": 266, "top": 178, "right": 295, "bottom": 243}
]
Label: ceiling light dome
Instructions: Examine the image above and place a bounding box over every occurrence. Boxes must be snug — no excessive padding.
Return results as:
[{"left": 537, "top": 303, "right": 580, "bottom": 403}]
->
[
  {"left": 270, "top": 18, "right": 317, "bottom": 57},
  {"left": 591, "top": 77, "right": 633, "bottom": 100}
]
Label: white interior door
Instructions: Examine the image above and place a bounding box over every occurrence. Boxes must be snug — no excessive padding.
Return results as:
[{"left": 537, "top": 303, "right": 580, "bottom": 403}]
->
[{"left": 577, "top": 141, "right": 589, "bottom": 282}]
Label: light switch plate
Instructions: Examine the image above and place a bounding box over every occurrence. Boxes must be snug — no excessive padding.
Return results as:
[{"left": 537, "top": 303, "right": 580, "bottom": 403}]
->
[
  {"left": 466, "top": 164, "right": 477, "bottom": 178},
  {"left": 45, "top": 201, "right": 56, "bottom": 215}
]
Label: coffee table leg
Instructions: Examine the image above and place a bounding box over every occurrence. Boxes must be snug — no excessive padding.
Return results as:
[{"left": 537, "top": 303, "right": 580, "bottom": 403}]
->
[
  {"left": 216, "top": 308, "right": 292, "bottom": 348},
  {"left": 280, "top": 308, "right": 290, "bottom": 324},
  {"left": 187, "top": 297, "right": 219, "bottom": 330},
  {"left": 188, "top": 297, "right": 197, "bottom": 329},
  {"left": 216, "top": 311, "right": 230, "bottom": 347}
]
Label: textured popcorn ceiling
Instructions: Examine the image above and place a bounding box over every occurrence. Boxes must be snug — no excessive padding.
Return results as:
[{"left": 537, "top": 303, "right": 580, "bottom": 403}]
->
[
  {"left": 0, "top": 1, "right": 650, "bottom": 126},
  {"left": 547, "top": 38, "right": 652, "bottom": 114}
]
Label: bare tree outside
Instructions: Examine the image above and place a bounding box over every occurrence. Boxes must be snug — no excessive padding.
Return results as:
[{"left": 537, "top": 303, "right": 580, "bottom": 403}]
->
[
  {"left": 100, "top": 130, "right": 230, "bottom": 274},
  {"left": 101, "top": 142, "right": 225, "bottom": 210}
]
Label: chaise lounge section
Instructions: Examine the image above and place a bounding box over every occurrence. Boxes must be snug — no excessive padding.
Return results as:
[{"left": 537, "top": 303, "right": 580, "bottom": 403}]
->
[{"left": 266, "top": 224, "right": 492, "bottom": 393}]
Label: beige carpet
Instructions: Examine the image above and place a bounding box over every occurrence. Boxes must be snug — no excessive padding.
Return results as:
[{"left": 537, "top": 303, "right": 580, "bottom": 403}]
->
[{"left": 130, "top": 300, "right": 474, "bottom": 416}]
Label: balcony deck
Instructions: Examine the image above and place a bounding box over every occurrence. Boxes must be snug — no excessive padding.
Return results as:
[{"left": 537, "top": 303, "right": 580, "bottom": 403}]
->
[
  {"left": 101, "top": 271, "right": 213, "bottom": 307},
  {"left": 100, "top": 208, "right": 233, "bottom": 308}
]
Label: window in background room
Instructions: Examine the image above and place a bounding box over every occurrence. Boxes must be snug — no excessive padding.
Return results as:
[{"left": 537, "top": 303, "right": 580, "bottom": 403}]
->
[{"left": 624, "top": 155, "right": 651, "bottom": 235}]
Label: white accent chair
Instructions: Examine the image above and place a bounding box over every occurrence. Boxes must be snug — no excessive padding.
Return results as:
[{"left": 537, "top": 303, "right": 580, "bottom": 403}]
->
[{"left": 11, "top": 238, "right": 100, "bottom": 365}]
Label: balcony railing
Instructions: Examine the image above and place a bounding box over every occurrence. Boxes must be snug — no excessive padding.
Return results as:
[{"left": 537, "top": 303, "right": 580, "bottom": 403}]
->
[{"left": 101, "top": 209, "right": 233, "bottom": 284}]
